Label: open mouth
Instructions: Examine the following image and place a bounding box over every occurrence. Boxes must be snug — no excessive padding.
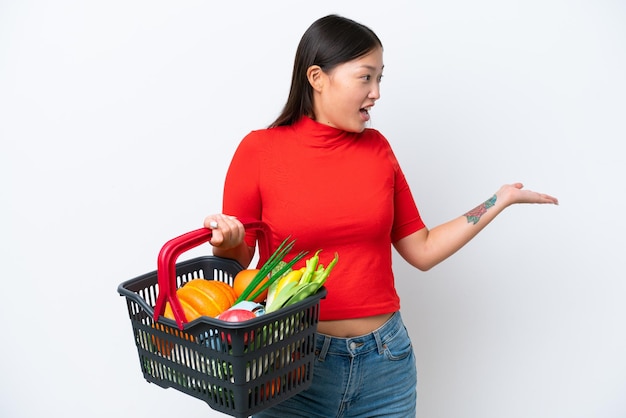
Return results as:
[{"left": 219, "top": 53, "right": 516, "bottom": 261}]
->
[{"left": 360, "top": 107, "right": 371, "bottom": 121}]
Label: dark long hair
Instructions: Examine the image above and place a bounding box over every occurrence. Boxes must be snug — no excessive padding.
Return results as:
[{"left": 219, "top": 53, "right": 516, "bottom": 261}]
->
[{"left": 270, "top": 15, "right": 383, "bottom": 128}]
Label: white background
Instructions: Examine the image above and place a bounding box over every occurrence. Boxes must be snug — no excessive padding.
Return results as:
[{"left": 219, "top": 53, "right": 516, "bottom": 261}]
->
[{"left": 2, "top": 1, "right": 625, "bottom": 417}]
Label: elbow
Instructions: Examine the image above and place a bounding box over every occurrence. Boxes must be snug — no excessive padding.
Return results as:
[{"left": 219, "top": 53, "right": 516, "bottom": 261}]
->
[
  {"left": 394, "top": 233, "right": 439, "bottom": 272},
  {"left": 409, "top": 253, "right": 443, "bottom": 271},
  {"left": 413, "top": 260, "right": 436, "bottom": 272},
  {"left": 403, "top": 254, "right": 437, "bottom": 271}
]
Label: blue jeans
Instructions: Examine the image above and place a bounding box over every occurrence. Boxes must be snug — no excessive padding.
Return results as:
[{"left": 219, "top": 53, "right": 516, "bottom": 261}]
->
[{"left": 253, "top": 312, "right": 417, "bottom": 417}]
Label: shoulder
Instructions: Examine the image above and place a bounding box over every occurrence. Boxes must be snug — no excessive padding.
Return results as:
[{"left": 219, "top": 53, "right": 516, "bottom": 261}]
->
[
  {"left": 233, "top": 125, "right": 294, "bottom": 161},
  {"left": 241, "top": 125, "right": 292, "bottom": 145},
  {"left": 360, "top": 127, "right": 395, "bottom": 152},
  {"left": 361, "top": 127, "right": 392, "bottom": 146},
  {"left": 237, "top": 127, "right": 276, "bottom": 150},
  {"left": 359, "top": 128, "right": 401, "bottom": 167}
]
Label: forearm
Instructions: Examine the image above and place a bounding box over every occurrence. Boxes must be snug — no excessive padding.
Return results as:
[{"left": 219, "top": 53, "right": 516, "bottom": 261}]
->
[
  {"left": 426, "top": 194, "right": 505, "bottom": 264},
  {"left": 395, "top": 193, "right": 508, "bottom": 271},
  {"left": 212, "top": 241, "right": 255, "bottom": 268}
]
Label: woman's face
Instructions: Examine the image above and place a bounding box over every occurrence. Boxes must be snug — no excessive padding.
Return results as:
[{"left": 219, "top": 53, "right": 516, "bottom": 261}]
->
[{"left": 311, "top": 46, "right": 384, "bottom": 133}]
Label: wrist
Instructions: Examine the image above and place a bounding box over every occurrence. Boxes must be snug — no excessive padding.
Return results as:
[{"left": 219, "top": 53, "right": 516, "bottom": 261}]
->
[{"left": 464, "top": 194, "right": 498, "bottom": 225}]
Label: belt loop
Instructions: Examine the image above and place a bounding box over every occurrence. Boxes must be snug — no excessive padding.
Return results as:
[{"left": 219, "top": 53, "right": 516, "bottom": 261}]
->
[
  {"left": 373, "top": 329, "right": 385, "bottom": 355},
  {"left": 318, "top": 335, "right": 332, "bottom": 362}
]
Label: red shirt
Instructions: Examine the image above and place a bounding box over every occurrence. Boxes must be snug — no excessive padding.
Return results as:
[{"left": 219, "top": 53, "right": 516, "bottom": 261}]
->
[{"left": 223, "top": 116, "right": 425, "bottom": 320}]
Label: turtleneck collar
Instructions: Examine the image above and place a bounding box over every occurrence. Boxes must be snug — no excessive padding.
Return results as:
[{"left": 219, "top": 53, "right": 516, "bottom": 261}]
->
[{"left": 291, "top": 116, "right": 360, "bottom": 148}]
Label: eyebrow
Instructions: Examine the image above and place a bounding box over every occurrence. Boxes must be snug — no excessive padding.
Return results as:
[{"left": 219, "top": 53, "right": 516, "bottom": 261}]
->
[{"left": 361, "top": 65, "right": 384, "bottom": 72}]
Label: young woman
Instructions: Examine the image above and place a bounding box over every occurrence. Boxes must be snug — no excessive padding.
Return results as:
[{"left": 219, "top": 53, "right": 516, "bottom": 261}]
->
[{"left": 204, "top": 14, "right": 558, "bottom": 417}]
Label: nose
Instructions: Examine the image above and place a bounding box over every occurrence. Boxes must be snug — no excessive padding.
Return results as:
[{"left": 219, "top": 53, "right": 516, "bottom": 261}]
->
[{"left": 369, "top": 82, "right": 381, "bottom": 100}]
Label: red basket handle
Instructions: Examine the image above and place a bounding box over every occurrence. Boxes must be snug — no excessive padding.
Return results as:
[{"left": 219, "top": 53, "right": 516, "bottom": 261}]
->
[{"left": 153, "top": 219, "right": 271, "bottom": 329}]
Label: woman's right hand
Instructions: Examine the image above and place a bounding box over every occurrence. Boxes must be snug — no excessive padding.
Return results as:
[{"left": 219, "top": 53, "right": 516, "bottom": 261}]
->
[{"left": 203, "top": 214, "right": 246, "bottom": 250}]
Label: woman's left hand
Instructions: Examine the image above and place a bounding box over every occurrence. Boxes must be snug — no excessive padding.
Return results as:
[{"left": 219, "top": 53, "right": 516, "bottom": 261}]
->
[{"left": 497, "top": 182, "right": 559, "bottom": 206}]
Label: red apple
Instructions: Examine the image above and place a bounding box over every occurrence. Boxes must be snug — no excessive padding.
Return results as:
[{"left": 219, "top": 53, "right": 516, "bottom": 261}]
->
[
  {"left": 217, "top": 309, "right": 257, "bottom": 322},
  {"left": 217, "top": 309, "right": 257, "bottom": 345}
]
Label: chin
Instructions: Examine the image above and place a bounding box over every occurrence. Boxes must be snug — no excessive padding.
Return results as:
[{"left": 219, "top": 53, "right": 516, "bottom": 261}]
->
[
  {"left": 354, "top": 124, "right": 367, "bottom": 133},
  {"left": 343, "top": 122, "right": 367, "bottom": 133}
]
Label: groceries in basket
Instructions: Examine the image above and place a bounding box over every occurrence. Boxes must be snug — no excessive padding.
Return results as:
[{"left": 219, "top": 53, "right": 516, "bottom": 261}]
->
[
  {"left": 118, "top": 222, "right": 329, "bottom": 417},
  {"left": 163, "top": 237, "right": 338, "bottom": 324}
]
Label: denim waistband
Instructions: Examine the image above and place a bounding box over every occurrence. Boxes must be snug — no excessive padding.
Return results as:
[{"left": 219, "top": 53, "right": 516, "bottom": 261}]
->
[{"left": 315, "top": 311, "right": 404, "bottom": 359}]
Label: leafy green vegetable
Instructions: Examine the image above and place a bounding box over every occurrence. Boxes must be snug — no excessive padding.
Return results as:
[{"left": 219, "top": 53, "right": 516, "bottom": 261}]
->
[{"left": 236, "top": 237, "right": 308, "bottom": 304}]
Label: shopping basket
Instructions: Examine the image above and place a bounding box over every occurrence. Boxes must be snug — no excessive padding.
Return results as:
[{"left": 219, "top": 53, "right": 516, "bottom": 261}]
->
[{"left": 117, "top": 221, "right": 326, "bottom": 417}]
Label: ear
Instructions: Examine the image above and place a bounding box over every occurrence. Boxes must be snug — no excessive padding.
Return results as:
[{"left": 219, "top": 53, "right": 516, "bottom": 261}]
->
[{"left": 306, "top": 65, "right": 324, "bottom": 92}]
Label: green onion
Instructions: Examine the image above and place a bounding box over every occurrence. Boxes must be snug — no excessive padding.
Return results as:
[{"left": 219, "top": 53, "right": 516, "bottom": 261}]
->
[{"left": 235, "top": 237, "right": 308, "bottom": 304}]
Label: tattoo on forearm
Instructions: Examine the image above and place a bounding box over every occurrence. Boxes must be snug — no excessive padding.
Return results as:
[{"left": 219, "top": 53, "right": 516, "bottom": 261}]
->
[{"left": 464, "top": 194, "right": 497, "bottom": 225}]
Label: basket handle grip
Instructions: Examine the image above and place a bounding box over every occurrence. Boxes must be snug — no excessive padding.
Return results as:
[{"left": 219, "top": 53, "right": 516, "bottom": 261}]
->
[{"left": 153, "top": 219, "right": 271, "bottom": 329}]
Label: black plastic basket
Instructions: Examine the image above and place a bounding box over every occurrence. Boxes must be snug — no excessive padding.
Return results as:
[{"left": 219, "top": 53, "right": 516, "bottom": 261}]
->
[{"left": 117, "top": 222, "right": 325, "bottom": 417}]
